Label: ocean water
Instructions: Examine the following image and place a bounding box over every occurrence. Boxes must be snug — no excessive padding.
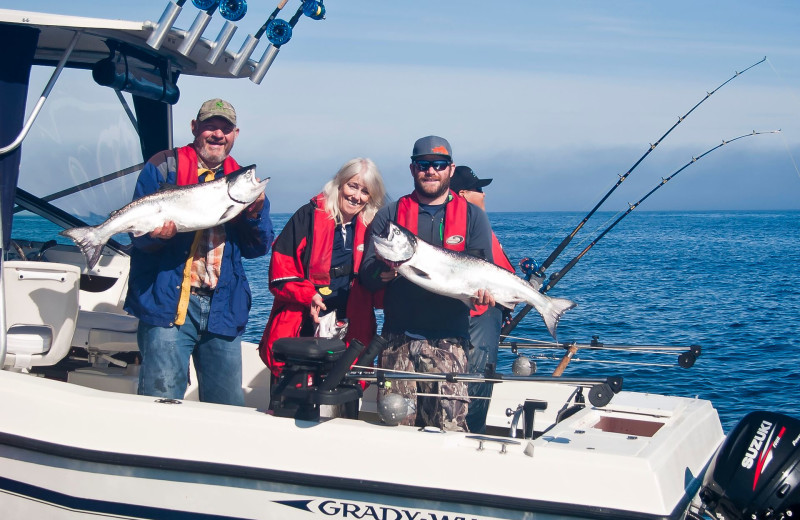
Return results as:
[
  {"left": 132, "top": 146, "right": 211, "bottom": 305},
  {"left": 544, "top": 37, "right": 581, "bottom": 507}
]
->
[
  {"left": 13, "top": 210, "right": 800, "bottom": 432},
  {"left": 242, "top": 210, "right": 800, "bottom": 432}
]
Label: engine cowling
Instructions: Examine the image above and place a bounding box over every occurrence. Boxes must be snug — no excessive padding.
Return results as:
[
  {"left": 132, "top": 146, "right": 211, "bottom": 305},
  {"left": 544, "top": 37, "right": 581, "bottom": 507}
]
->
[{"left": 699, "top": 411, "right": 800, "bottom": 520}]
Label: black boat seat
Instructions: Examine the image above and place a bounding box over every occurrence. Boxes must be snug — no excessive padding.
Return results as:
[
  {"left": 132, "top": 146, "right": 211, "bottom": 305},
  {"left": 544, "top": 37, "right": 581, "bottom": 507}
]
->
[
  {"left": 270, "top": 337, "right": 363, "bottom": 421},
  {"left": 272, "top": 337, "right": 347, "bottom": 366}
]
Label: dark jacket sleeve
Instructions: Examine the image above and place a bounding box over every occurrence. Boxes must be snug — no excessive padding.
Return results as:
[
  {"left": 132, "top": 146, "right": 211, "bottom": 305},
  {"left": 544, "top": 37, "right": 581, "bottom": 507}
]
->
[
  {"left": 359, "top": 204, "right": 392, "bottom": 292},
  {"left": 235, "top": 195, "right": 274, "bottom": 259}
]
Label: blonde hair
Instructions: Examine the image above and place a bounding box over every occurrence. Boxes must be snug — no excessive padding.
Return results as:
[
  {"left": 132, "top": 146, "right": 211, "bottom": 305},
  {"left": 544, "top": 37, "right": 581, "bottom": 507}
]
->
[{"left": 321, "top": 158, "right": 386, "bottom": 225}]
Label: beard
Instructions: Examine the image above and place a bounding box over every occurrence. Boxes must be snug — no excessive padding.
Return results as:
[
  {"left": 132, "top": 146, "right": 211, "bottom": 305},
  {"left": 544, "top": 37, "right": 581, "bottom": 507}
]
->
[
  {"left": 195, "top": 140, "right": 229, "bottom": 168},
  {"left": 414, "top": 173, "right": 451, "bottom": 201}
]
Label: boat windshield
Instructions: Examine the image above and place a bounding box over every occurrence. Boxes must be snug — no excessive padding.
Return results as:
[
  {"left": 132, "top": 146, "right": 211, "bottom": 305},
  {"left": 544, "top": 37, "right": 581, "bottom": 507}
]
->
[{"left": 14, "top": 66, "right": 144, "bottom": 245}]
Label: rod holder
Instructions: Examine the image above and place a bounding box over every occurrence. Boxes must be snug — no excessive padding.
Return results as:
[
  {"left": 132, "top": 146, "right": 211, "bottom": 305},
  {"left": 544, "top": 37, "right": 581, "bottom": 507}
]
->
[
  {"left": 228, "top": 34, "right": 259, "bottom": 76},
  {"left": 147, "top": 1, "right": 184, "bottom": 50},
  {"left": 249, "top": 44, "right": 279, "bottom": 84},
  {"left": 206, "top": 20, "right": 237, "bottom": 64},
  {"left": 177, "top": 10, "right": 212, "bottom": 56}
]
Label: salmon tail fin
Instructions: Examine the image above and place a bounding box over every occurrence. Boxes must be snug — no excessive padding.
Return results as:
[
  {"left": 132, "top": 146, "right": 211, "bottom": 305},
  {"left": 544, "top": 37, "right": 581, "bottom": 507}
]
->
[
  {"left": 542, "top": 296, "right": 577, "bottom": 340},
  {"left": 60, "top": 226, "right": 105, "bottom": 269}
]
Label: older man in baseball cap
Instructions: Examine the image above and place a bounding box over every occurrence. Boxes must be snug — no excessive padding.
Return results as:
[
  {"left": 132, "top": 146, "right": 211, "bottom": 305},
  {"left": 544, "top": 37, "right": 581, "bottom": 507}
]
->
[
  {"left": 125, "top": 98, "right": 274, "bottom": 407},
  {"left": 359, "top": 135, "right": 497, "bottom": 432}
]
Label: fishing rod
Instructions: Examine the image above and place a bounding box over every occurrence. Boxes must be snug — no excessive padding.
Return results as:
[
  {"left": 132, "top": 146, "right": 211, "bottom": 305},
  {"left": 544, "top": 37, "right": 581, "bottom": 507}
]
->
[
  {"left": 500, "top": 127, "right": 778, "bottom": 338},
  {"left": 345, "top": 369, "right": 622, "bottom": 407},
  {"left": 500, "top": 336, "right": 702, "bottom": 368},
  {"left": 532, "top": 57, "right": 766, "bottom": 282}
]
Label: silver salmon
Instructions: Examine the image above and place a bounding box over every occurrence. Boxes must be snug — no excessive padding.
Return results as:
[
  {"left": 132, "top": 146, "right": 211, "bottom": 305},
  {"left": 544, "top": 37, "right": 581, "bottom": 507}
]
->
[
  {"left": 372, "top": 221, "right": 576, "bottom": 339},
  {"left": 61, "top": 164, "right": 268, "bottom": 269}
]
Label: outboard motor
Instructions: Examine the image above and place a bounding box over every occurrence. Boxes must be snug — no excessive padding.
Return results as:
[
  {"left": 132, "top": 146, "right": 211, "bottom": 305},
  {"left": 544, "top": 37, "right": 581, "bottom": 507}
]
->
[
  {"left": 270, "top": 337, "right": 365, "bottom": 421},
  {"left": 698, "top": 411, "right": 800, "bottom": 520}
]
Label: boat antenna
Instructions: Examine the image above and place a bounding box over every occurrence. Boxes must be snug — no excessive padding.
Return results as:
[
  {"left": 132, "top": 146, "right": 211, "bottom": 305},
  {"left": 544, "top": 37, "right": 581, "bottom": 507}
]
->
[
  {"left": 532, "top": 57, "right": 766, "bottom": 282},
  {"left": 500, "top": 129, "right": 780, "bottom": 338}
]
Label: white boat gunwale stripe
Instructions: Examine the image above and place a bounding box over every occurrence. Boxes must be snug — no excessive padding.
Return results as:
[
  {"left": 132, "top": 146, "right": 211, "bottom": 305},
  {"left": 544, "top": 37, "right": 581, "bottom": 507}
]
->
[
  {"left": 0, "top": 474, "right": 248, "bottom": 520},
  {"left": 0, "top": 431, "right": 694, "bottom": 520}
]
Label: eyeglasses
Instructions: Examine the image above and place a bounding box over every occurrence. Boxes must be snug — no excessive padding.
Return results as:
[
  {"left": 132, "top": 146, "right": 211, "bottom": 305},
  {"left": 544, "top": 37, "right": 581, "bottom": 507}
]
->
[{"left": 414, "top": 160, "right": 451, "bottom": 172}]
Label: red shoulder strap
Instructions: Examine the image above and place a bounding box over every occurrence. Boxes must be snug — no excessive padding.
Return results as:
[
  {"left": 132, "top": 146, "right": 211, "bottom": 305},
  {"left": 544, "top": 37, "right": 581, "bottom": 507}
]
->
[
  {"left": 395, "top": 193, "right": 419, "bottom": 234},
  {"left": 442, "top": 191, "right": 467, "bottom": 252}
]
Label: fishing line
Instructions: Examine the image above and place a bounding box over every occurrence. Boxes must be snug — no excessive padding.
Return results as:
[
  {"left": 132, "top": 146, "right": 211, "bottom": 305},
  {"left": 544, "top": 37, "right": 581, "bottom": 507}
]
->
[
  {"left": 501, "top": 126, "right": 777, "bottom": 337},
  {"left": 779, "top": 133, "right": 800, "bottom": 181},
  {"left": 764, "top": 58, "right": 800, "bottom": 181},
  {"left": 542, "top": 130, "right": 780, "bottom": 292},
  {"left": 534, "top": 57, "right": 767, "bottom": 280}
]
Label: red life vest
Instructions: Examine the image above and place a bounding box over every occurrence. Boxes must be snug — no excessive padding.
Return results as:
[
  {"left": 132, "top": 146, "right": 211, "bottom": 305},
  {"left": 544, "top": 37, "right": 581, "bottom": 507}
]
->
[
  {"left": 395, "top": 190, "right": 468, "bottom": 251},
  {"left": 175, "top": 145, "right": 240, "bottom": 185},
  {"left": 307, "top": 193, "right": 367, "bottom": 286}
]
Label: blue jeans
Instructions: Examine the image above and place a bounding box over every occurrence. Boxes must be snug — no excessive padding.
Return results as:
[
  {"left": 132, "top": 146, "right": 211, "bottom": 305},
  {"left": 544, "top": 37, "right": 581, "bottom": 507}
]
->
[{"left": 137, "top": 293, "right": 245, "bottom": 406}]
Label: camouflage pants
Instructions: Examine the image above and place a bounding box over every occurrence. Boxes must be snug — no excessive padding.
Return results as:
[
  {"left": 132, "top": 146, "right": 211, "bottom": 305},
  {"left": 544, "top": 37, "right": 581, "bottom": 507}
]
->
[{"left": 379, "top": 335, "right": 469, "bottom": 432}]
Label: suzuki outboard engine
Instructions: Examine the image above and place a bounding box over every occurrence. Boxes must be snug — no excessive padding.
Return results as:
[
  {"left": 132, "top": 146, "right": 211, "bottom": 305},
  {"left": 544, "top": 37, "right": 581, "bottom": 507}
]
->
[{"left": 698, "top": 411, "right": 800, "bottom": 520}]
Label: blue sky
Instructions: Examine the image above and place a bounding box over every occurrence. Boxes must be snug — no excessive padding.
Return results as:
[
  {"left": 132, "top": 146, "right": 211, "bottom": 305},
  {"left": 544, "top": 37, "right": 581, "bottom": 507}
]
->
[{"left": 9, "top": 1, "right": 800, "bottom": 212}]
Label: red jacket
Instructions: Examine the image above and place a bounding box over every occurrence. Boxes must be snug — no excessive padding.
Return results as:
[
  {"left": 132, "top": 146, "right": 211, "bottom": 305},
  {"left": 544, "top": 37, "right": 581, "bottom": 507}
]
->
[
  {"left": 258, "top": 193, "right": 379, "bottom": 376},
  {"left": 471, "top": 231, "right": 515, "bottom": 317}
]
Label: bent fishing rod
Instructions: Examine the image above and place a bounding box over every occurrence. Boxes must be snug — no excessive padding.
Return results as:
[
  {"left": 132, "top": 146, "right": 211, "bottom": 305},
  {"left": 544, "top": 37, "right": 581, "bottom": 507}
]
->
[
  {"left": 501, "top": 128, "right": 779, "bottom": 338},
  {"left": 531, "top": 57, "right": 766, "bottom": 283}
]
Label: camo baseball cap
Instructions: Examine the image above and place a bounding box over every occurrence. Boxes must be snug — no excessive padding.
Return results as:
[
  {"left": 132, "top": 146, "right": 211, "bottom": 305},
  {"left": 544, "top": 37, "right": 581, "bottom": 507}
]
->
[
  {"left": 196, "top": 98, "right": 237, "bottom": 126},
  {"left": 411, "top": 135, "right": 452, "bottom": 159}
]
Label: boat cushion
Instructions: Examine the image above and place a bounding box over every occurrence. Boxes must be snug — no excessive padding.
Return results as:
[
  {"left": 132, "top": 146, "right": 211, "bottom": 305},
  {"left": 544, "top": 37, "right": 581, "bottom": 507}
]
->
[{"left": 7, "top": 326, "right": 52, "bottom": 355}]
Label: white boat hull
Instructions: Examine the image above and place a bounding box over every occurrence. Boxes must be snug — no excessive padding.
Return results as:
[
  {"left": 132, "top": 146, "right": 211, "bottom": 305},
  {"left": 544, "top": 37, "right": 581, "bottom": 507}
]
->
[{"left": 0, "top": 367, "right": 724, "bottom": 520}]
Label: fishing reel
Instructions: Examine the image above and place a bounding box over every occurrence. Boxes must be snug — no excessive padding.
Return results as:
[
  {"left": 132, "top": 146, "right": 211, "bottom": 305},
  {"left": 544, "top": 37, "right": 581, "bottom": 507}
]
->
[
  {"left": 192, "top": 0, "right": 247, "bottom": 21},
  {"left": 266, "top": 0, "right": 325, "bottom": 46},
  {"left": 265, "top": 18, "right": 293, "bottom": 46},
  {"left": 303, "top": 0, "right": 325, "bottom": 20}
]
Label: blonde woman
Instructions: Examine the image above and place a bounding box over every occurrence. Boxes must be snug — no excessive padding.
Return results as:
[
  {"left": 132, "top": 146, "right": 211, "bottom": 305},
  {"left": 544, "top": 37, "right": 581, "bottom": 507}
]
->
[{"left": 258, "top": 158, "right": 386, "bottom": 378}]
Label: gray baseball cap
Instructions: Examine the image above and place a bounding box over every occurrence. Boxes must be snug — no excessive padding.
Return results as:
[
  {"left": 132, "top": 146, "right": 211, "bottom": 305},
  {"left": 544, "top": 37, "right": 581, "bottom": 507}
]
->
[
  {"left": 411, "top": 135, "right": 452, "bottom": 159},
  {"left": 196, "top": 98, "right": 237, "bottom": 126}
]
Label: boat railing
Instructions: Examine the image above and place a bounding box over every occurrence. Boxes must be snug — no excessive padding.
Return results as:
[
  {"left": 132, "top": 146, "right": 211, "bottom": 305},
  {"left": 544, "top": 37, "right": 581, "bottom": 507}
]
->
[{"left": 0, "top": 31, "right": 80, "bottom": 158}]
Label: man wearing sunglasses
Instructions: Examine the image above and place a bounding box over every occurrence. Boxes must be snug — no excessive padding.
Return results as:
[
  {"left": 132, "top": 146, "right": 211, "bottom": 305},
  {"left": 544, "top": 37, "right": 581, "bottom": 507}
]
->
[{"left": 360, "top": 136, "right": 495, "bottom": 432}]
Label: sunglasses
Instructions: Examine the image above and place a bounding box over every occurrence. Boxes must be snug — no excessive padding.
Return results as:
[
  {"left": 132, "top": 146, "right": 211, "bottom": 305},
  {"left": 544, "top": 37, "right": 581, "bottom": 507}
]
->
[{"left": 414, "top": 160, "right": 451, "bottom": 172}]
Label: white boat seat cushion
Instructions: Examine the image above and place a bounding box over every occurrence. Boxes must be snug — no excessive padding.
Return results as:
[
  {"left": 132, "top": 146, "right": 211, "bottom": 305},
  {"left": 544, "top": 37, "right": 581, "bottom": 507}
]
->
[
  {"left": 7, "top": 326, "right": 52, "bottom": 355},
  {"left": 73, "top": 310, "right": 139, "bottom": 354}
]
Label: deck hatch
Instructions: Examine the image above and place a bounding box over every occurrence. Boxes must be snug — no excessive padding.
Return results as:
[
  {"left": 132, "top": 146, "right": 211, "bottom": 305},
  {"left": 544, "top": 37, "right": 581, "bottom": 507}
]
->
[{"left": 592, "top": 416, "right": 664, "bottom": 437}]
